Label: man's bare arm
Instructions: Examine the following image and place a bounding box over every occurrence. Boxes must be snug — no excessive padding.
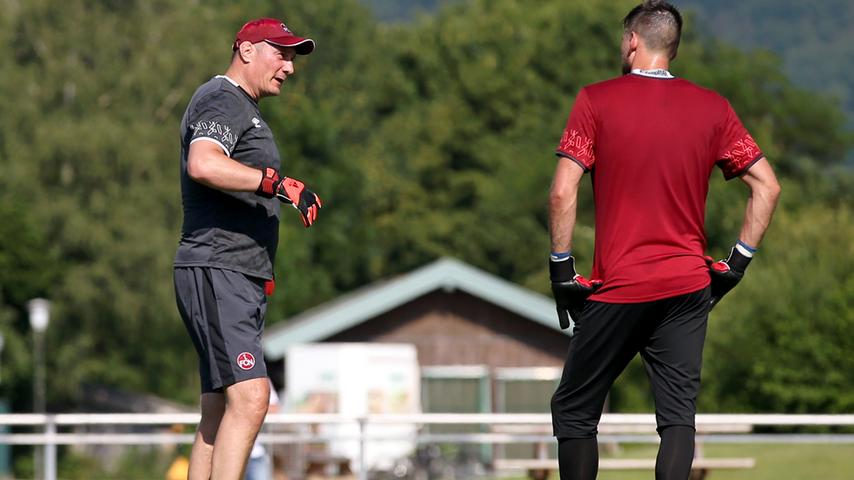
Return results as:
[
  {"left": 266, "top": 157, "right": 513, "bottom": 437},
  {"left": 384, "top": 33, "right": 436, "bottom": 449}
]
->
[
  {"left": 548, "top": 157, "right": 600, "bottom": 330},
  {"left": 737, "top": 157, "right": 781, "bottom": 248},
  {"left": 187, "top": 140, "right": 264, "bottom": 192},
  {"left": 708, "top": 157, "right": 781, "bottom": 310},
  {"left": 549, "top": 157, "right": 586, "bottom": 253}
]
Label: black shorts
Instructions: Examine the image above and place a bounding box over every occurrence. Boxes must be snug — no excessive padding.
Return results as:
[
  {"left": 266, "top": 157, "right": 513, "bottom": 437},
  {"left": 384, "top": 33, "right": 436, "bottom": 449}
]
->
[
  {"left": 551, "top": 287, "right": 710, "bottom": 438},
  {"left": 174, "top": 266, "right": 268, "bottom": 393}
]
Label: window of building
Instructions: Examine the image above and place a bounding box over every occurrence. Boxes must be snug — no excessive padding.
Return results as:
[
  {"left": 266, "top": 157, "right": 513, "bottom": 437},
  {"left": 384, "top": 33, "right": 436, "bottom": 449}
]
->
[{"left": 494, "top": 367, "right": 561, "bottom": 460}]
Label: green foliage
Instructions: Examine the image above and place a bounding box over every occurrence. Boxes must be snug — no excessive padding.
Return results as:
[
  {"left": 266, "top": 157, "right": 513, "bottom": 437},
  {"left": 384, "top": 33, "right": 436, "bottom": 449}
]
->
[
  {"left": 0, "top": 0, "right": 236, "bottom": 408},
  {"left": 0, "top": 0, "right": 850, "bottom": 444},
  {"left": 350, "top": 0, "right": 628, "bottom": 285},
  {"left": 364, "top": 0, "right": 854, "bottom": 129},
  {"left": 0, "top": 200, "right": 62, "bottom": 307},
  {"left": 701, "top": 201, "right": 854, "bottom": 413}
]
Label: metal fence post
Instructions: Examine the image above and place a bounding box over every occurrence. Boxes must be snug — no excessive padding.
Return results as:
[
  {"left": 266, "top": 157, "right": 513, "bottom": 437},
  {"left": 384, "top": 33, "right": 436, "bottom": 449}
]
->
[
  {"left": 358, "top": 416, "right": 367, "bottom": 480},
  {"left": 44, "top": 415, "right": 57, "bottom": 480}
]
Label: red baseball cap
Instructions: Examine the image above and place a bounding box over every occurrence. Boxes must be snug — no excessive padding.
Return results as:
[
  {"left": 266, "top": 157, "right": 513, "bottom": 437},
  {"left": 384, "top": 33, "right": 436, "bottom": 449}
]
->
[{"left": 233, "top": 18, "right": 315, "bottom": 55}]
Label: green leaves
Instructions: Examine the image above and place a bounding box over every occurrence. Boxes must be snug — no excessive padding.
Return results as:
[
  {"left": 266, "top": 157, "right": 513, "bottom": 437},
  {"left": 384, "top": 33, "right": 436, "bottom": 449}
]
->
[
  {"left": 701, "top": 204, "right": 854, "bottom": 413},
  {"left": 0, "top": 0, "right": 850, "bottom": 420}
]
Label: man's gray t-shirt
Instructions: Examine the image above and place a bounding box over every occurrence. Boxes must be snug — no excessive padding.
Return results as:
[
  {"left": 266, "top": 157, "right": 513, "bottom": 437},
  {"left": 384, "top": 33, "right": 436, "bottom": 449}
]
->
[{"left": 174, "top": 75, "right": 281, "bottom": 279}]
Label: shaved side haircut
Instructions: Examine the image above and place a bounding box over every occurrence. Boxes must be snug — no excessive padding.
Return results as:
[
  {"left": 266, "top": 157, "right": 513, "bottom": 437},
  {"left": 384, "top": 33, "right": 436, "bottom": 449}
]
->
[{"left": 624, "top": 0, "right": 683, "bottom": 60}]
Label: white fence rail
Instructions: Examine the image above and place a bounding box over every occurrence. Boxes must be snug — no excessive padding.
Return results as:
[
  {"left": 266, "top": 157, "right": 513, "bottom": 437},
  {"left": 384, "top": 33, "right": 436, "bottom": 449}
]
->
[{"left": 1, "top": 413, "right": 853, "bottom": 480}]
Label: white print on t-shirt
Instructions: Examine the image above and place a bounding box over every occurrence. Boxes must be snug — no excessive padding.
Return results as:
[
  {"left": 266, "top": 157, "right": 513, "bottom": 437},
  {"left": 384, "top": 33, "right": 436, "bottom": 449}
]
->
[{"left": 189, "top": 120, "right": 238, "bottom": 153}]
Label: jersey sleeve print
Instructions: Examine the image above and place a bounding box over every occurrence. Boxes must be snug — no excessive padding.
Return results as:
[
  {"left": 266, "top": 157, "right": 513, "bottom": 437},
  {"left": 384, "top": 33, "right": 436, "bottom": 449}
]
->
[
  {"left": 188, "top": 90, "right": 245, "bottom": 156},
  {"left": 716, "top": 101, "right": 764, "bottom": 180},
  {"left": 556, "top": 88, "right": 597, "bottom": 171}
]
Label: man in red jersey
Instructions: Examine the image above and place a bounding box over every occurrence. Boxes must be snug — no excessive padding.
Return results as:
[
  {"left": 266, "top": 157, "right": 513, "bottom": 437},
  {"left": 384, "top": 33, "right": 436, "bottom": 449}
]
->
[{"left": 548, "top": 1, "right": 781, "bottom": 479}]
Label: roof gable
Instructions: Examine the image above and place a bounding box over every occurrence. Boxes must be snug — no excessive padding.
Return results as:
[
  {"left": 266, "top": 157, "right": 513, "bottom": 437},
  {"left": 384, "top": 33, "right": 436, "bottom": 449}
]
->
[{"left": 263, "top": 257, "right": 565, "bottom": 359}]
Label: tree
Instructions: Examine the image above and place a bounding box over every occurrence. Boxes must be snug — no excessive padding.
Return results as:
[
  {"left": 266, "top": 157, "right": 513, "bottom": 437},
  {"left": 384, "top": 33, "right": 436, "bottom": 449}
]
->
[
  {"left": 0, "top": 0, "right": 850, "bottom": 421},
  {"left": 700, "top": 198, "right": 854, "bottom": 413}
]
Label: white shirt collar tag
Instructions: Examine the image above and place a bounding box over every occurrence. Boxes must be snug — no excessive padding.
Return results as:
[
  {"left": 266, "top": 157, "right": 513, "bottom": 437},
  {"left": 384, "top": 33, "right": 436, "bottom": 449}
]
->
[{"left": 630, "top": 68, "right": 674, "bottom": 78}]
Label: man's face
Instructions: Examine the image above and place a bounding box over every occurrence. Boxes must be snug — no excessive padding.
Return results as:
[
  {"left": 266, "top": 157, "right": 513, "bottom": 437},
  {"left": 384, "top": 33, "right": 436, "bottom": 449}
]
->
[{"left": 250, "top": 42, "right": 296, "bottom": 98}]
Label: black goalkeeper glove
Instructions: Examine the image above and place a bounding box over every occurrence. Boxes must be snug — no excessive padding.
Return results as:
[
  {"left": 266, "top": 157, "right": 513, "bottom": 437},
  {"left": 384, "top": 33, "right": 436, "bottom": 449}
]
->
[
  {"left": 257, "top": 168, "right": 322, "bottom": 228},
  {"left": 708, "top": 241, "right": 754, "bottom": 310},
  {"left": 549, "top": 255, "right": 603, "bottom": 334}
]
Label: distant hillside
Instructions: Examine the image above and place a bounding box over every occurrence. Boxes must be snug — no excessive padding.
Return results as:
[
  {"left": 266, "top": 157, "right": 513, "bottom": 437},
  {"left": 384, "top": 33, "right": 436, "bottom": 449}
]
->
[
  {"left": 675, "top": 0, "right": 854, "bottom": 124},
  {"left": 361, "top": 0, "right": 854, "bottom": 126},
  {"left": 360, "top": 0, "right": 446, "bottom": 22}
]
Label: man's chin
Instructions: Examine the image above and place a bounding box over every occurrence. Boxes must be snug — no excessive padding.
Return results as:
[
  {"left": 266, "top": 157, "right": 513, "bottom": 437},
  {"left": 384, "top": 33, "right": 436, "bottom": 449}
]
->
[{"left": 257, "top": 90, "right": 280, "bottom": 100}]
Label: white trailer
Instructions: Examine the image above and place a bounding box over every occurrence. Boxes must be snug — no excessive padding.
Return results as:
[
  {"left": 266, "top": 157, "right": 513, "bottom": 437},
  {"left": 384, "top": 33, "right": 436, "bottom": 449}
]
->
[{"left": 285, "top": 343, "right": 421, "bottom": 472}]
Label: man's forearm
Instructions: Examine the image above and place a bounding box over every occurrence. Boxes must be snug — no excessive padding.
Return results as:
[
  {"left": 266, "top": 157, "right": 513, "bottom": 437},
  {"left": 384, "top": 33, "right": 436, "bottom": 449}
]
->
[
  {"left": 550, "top": 191, "right": 576, "bottom": 253},
  {"left": 738, "top": 189, "right": 778, "bottom": 247},
  {"left": 549, "top": 158, "right": 584, "bottom": 253},
  {"left": 737, "top": 158, "right": 781, "bottom": 248}
]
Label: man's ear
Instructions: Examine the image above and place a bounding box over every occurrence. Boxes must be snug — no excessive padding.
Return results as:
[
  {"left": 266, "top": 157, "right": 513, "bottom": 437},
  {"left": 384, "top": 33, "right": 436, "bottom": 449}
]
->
[
  {"left": 629, "top": 31, "right": 640, "bottom": 52},
  {"left": 237, "top": 41, "right": 255, "bottom": 63}
]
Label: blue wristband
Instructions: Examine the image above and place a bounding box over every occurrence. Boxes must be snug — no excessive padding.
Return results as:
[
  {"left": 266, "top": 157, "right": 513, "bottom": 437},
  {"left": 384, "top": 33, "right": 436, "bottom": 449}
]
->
[
  {"left": 734, "top": 240, "right": 756, "bottom": 259},
  {"left": 550, "top": 251, "right": 572, "bottom": 261},
  {"left": 736, "top": 240, "right": 756, "bottom": 253}
]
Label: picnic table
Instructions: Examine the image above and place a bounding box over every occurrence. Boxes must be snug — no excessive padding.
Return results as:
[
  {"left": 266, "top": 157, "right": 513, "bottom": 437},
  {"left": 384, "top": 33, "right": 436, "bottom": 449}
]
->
[{"left": 492, "top": 423, "right": 755, "bottom": 479}]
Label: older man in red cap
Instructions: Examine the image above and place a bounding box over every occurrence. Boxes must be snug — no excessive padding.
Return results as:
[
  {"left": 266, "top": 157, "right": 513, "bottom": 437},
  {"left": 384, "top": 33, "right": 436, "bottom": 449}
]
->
[{"left": 173, "top": 18, "right": 320, "bottom": 479}]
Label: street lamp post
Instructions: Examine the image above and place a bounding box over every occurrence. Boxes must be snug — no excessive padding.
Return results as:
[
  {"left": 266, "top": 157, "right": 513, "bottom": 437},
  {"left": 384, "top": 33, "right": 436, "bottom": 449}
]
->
[
  {"left": 0, "top": 331, "right": 4, "bottom": 384},
  {"left": 27, "top": 298, "right": 51, "bottom": 480}
]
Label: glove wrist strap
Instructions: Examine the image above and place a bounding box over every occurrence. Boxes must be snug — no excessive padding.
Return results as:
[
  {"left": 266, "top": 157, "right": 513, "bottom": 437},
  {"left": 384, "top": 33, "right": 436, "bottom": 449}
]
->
[
  {"left": 726, "top": 245, "right": 752, "bottom": 273},
  {"left": 549, "top": 256, "right": 577, "bottom": 282},
  {"left": 256, "top": 168, "right": 279, "bottom": 198}
]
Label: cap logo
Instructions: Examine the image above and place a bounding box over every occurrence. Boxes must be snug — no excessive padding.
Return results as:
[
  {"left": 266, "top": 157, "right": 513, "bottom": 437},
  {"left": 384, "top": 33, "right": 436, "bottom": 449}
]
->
[
  {"left": 281, "top": 23, "right": 291, "bottom": 33},
  {"left": 236, "top": 352, "right": 256, "bottom": 370}
]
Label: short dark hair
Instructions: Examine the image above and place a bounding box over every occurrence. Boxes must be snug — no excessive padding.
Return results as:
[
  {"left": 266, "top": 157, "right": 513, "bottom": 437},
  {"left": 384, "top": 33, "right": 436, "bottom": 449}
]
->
[{"left": 623, "top": 0, "right": 683, "bottom": 60}]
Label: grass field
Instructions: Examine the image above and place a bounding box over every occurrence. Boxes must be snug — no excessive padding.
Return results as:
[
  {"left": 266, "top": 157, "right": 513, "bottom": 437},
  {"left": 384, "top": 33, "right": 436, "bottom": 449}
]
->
[{"left": 590, "top": 443, "right": 854, "bottom": 480}]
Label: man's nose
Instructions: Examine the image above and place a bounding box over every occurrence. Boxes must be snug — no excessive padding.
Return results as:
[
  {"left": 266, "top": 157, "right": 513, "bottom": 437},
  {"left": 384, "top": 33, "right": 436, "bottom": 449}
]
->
[{"left": 283, "top": 61, "right": 294, "bottom": 75}]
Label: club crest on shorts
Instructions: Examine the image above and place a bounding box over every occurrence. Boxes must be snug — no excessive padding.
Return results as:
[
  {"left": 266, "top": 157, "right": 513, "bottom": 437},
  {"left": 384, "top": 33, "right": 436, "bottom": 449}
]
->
[{"left": 236, "top": 352, "right": 256, "bottom": 371}]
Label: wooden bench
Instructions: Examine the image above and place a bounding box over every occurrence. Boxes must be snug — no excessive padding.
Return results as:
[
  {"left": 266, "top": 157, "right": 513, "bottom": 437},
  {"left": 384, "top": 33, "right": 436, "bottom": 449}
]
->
[
  {"left": 493, "top": 423, "right": 752, "bottom": 435},
  {"left": 495, "top": 458, "right": 756, "bottom": 480},
  {"left": 492, "top": 423, "right": 755, "bottom": 480}
]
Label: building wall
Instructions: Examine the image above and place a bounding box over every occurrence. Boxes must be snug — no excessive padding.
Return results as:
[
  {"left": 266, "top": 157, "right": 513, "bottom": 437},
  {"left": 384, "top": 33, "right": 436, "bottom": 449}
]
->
[{"left": 326, "top": 290, "right": 569, "bottom": 368}]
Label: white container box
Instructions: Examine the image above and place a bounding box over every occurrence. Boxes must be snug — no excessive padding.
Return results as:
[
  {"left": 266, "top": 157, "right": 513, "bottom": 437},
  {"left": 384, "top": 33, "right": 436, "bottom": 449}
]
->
[{"left": 286, "top": 343, "right": 421, "bottom": 472}]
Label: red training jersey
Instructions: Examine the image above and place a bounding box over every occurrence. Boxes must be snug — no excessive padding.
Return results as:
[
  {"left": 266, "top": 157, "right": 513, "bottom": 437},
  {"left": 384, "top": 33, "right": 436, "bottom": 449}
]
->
[{"left": 556, "top": 73, "right": 763, "bottom": 303}]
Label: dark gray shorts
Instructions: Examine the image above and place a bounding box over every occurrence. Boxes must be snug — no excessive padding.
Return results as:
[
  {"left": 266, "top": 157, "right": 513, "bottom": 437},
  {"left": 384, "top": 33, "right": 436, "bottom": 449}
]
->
[{"left": 174, "top": 266, "right": 268, "bottom": 393}]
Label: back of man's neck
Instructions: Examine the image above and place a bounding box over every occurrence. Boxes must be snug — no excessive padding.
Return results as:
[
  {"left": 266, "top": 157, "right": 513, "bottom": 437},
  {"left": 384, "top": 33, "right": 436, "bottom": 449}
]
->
[
  {"left": 630, "top": 50, "right": 670, "bottom": 72},
  {"left": 631, "top": 61, "right": 670, "bottom": 72}
]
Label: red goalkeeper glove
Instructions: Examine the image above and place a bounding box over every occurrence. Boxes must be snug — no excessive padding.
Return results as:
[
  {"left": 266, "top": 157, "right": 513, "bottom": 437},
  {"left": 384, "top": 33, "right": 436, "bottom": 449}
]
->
[{"left": 257, "top": 168, "right": 322, "bottom": 228}]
